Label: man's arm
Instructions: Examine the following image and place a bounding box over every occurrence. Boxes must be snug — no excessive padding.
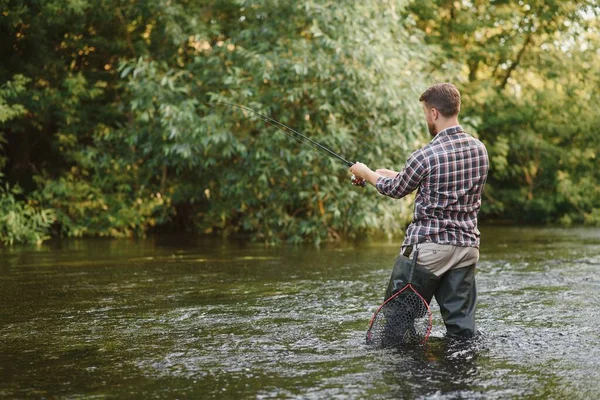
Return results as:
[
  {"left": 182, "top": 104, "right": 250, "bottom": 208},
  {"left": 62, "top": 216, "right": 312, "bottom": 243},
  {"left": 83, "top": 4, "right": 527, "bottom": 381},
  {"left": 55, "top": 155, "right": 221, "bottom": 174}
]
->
[
  {"left": 348, "top": 166, "right": 399, "bottom": 185},
  {"left": 375, "top": 168, "right": 399, "bottom": 178},
  {"left": 349, "top": 152, "right": 427, "bottom": 199},
  {"left": 349, "top": 163, "right": 383, "bottom": 186}
]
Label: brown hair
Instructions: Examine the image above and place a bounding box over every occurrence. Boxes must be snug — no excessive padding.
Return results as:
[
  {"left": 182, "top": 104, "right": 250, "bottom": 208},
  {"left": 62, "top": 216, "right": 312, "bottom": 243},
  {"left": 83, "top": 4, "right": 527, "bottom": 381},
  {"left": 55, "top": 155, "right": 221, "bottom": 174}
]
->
[{"left": 419, "top": 83, "right": 461, "bottom": 117}]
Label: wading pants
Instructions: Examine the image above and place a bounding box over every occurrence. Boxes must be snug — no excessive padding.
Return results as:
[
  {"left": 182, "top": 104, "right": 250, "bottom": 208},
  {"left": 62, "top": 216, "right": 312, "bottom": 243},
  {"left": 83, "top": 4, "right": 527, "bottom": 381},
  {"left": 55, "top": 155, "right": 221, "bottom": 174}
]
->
[{"left": 389, "top": 243, "right": 479, "bottom": 338}]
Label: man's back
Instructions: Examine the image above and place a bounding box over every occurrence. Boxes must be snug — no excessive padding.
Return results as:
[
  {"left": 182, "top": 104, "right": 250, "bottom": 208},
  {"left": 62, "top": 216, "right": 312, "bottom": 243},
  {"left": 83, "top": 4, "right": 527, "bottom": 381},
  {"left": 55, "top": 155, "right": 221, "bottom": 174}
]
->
[
  {"left": 410, "top": 127, "right": 489, "bottom": 247},
  {"left": 376, "top": 125, "right": 489, "bottom": 248}
]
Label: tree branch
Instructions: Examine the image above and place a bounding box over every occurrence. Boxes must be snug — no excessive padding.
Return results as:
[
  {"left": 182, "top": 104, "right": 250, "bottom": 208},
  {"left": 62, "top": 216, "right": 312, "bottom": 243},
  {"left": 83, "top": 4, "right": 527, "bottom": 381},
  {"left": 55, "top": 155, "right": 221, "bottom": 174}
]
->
[
  {"left": 116, "top": 8, "right": 136, "bottom": 57},
  {"left": 498, "top": 31, "right": 533, "bottom": 90}
]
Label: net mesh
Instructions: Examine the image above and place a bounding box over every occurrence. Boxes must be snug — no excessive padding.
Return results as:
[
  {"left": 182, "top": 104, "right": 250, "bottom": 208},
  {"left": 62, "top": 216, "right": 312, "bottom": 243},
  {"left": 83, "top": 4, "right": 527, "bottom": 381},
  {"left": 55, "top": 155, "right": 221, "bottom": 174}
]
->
[{"left": 366, "top": 285, "right": 432, "bottom": 347}]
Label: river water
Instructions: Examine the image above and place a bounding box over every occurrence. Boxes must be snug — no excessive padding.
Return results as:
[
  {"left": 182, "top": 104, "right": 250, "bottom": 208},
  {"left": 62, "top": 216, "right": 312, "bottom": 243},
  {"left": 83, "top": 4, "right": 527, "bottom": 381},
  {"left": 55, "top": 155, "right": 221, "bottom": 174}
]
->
[{"left": 1, "top": 226, "right": 599, "bottom": 399}]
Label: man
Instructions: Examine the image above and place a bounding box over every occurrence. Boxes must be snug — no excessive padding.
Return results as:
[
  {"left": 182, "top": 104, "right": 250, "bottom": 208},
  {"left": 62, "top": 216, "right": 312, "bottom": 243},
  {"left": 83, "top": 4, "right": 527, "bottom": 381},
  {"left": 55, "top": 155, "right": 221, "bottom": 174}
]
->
[{"left": 350, "top": 83, "right": 489, "bottom": 338}]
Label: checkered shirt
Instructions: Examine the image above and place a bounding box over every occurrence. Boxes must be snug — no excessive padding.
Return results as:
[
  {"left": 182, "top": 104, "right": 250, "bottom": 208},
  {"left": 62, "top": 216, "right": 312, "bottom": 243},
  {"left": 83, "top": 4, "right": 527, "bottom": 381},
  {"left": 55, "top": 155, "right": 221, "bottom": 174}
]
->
[{"left": 376, "top": 125, "right": 489, "bottom": 248}]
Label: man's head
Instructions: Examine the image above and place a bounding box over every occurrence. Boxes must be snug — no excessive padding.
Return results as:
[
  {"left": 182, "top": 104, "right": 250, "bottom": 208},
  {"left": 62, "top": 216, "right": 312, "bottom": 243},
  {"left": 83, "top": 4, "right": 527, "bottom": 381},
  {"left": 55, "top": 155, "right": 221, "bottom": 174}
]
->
[{"left": 419, "top": 83, "right": 461, "bottom": 136}]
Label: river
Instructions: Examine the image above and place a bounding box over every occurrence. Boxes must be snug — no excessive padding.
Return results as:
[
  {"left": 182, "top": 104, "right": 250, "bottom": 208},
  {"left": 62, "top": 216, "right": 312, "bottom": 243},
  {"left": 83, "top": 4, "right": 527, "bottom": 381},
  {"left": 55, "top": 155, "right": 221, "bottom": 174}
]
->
[{"left": 1, "top": 226, "right": 599, "bottom": 399}]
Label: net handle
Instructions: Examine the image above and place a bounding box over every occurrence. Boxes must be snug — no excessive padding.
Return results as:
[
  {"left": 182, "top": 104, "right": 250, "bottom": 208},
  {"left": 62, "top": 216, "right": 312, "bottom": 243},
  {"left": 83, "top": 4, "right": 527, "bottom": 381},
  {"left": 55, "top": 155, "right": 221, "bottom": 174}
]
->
[{"left": 407, "top": 248, "right": 419, "bottom": 283}]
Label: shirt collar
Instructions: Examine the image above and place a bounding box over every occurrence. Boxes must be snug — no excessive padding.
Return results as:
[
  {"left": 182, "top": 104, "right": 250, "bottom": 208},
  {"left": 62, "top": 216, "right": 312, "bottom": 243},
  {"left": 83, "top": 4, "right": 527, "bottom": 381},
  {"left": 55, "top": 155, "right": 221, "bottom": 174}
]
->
[{"left": 430, "top": 125, "right": 464, "bottom": 143}]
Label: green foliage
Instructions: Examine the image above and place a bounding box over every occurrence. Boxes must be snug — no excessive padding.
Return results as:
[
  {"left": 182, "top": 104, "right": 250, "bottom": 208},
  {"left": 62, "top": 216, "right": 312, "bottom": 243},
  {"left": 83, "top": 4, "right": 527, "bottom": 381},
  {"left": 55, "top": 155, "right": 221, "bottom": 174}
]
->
[
  {"left": 1, "top": 0, "right": 599, "bottom": 244},
  {"left": 1, "top": 0, "right": 181, "bottom": 239},
  {"left": 33, "top": 167, "right": 168, "bottom": 238},
  {"left": 113, "top": 0, "right": 436, "bottom": 243},
  {"left": 407, "top": 0, "right": 600, "bottom": 226},
  {"left": 1, "top": 0, "right": 437, "bottom": 243},
  {"left": 0, "top": 178, "right": 56, "bottom": 246},
  {"left": 0, "top": 74, "right": 30, "bottom": 169},
  {"left": 0, "top": 74, "right": 29, "bottom": 124},
  {"left": 0, "top": 75, "right": 48, "bottom": 246}
]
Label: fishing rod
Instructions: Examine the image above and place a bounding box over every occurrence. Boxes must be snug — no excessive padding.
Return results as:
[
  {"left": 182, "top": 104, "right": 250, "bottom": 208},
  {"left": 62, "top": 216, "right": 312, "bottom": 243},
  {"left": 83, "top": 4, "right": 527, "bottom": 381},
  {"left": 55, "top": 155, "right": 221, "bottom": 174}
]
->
[{"left": 217, "top": 102, "right": 366, "bottom": 187}]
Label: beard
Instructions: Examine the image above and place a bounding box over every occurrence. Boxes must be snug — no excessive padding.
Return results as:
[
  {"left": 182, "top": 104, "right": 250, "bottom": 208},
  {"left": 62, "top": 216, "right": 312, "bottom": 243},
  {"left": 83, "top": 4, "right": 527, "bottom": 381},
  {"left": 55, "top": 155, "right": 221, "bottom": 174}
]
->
[{"left": 427, "top": 121, "right": 437, "bottom": 136}]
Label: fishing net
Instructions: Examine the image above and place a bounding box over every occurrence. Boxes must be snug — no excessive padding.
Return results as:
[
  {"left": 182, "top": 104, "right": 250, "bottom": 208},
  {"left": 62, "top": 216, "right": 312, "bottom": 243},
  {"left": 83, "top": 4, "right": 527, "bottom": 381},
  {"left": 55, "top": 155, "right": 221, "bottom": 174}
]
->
[{"left": 366, "top": 284, "right": 432, "bottom": 348}]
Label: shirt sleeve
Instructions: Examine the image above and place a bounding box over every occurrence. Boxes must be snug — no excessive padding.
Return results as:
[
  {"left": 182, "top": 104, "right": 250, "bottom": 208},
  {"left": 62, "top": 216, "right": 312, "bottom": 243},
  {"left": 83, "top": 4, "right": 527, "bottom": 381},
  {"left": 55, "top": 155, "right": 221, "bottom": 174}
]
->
[{"left": 375, "top": 151, "right": 428, "bottom": 199}]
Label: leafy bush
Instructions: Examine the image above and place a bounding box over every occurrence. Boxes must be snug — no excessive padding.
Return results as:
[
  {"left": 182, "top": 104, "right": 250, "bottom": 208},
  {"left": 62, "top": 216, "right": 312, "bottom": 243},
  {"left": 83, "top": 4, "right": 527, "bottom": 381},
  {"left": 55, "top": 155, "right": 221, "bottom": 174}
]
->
[
  {"left": 0, "top": 179, "right": 55, "bottom": 246},
  {"left": 116, "top": 0, "right": 437, "bottom": 243},
  {"left": 0, "top": 75, "right": 56, "bottom": 246}
]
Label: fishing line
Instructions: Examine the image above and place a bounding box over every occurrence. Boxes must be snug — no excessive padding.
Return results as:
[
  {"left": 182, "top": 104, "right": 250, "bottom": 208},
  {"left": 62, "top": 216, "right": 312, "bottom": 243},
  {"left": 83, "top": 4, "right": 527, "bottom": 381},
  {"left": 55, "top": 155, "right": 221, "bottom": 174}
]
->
[
  {"left": 217, "top": 102, "right": 353, "bottom": 166},
  {"left": 217, "top": 102, "right": 365, "bottom": 186}
]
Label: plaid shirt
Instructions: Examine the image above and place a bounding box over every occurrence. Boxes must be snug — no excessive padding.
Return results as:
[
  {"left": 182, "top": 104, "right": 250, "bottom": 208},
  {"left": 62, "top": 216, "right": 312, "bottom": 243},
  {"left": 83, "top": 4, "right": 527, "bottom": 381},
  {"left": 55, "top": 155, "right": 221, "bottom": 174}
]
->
[{"left": 376, "top": 125, "right": 489, "bottom": 248}]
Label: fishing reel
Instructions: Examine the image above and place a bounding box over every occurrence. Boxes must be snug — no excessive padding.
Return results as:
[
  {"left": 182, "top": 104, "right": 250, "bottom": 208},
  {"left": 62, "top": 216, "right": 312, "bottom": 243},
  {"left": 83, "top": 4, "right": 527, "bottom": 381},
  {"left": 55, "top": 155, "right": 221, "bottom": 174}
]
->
[{"left": 351, "top": 175, "right": 367, "bottom": 187}]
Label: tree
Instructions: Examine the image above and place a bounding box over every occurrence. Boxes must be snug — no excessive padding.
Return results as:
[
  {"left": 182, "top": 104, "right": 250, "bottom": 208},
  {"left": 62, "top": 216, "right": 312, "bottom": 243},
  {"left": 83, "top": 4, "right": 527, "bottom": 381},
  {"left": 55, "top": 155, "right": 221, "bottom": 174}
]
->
[
  {"left": 1, "top": 0, "right": 436, "bottom": 243},
  {"left": 407, "top": 0, "right": 600, "bottom": 224},
  {"left": 118, "top": 0, "right": 437, "bottom": 243}
]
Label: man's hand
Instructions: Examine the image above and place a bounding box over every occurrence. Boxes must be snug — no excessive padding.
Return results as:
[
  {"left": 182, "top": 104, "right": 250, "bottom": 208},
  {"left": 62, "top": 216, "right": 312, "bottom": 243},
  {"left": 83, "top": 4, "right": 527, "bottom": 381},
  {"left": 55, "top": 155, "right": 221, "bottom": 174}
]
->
[
  {"left": 349, "top": 162, "right": 382, "bottom": 187},
  {"left": 350, "top": 162, "right": 372, "bottom": 180}
]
